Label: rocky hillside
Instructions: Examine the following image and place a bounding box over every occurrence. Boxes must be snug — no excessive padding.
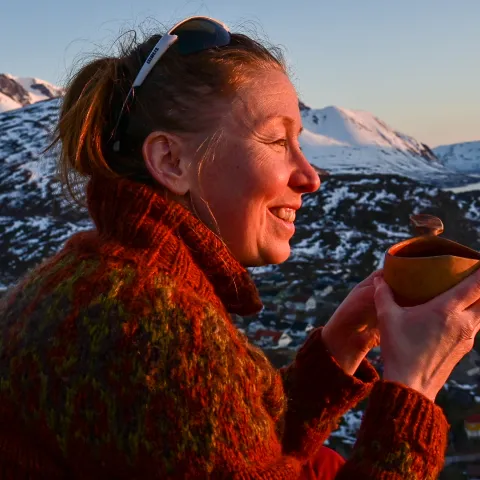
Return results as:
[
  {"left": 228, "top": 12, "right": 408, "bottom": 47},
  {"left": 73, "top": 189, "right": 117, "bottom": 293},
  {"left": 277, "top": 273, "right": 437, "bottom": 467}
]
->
[
  {"left": 435, "top": 140, "right": 480, "bottom": 175},
  {"left": 0, "top": 99, "right": 91, "bottom": 289},
  {"left": 0, "top": 74, "right": 63, "bottom": 113}
]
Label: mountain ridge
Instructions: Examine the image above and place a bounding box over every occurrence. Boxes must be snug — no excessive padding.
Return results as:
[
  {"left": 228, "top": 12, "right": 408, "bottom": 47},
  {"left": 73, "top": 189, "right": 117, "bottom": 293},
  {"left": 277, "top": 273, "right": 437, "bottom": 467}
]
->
[
  {"left": 298, "top": 103, "right": 480, "bottom": 185},
  {"left": 0, "top": 74, "right": 63, "bottom": 113},
  {"left": 1, "top": 73, "right": 478, "bottom": 184},
  {"left": 434, "top": 140, "right": 480, "bottom": 175}
]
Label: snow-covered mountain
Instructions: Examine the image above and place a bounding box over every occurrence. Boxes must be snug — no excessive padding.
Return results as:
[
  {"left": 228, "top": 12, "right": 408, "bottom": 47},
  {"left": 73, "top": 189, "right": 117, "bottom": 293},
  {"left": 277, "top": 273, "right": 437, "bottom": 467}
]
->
[
  {"left": 0, "top": 77, "right": 476, "bottom": 185},
  {"left": 300, "top": 102, "right": 437, "bottom": 161},
  {"left": 0, "top": 98, "right": 92, "bottom": 289},
  {"left": 298, "top": 102, "right": 477, "bottom": 186},
  {"left": 434, "top": 140, "right": 480, "bottom": 175},
  {"left": 0, "top": 74, "right": 63, "bottom": 113}
]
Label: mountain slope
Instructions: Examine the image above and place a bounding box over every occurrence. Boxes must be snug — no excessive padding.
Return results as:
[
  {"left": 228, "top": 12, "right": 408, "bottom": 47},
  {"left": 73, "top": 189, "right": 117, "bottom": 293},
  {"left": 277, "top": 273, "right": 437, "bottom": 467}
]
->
[
  {"left": 0, "top": 99, "right": 91, "bottom": 288},
  {"left": 298, "top": 103, "right": 477, "bottom": 186},
  {"left": 434, "top": 140, "right": 480, "bottom": 175},
  {"left": 300, "top": 104, "right": 436, "bottom": 157},
  {"left": 0, "top": 73, "right": 63, "bottom": 113},
  {"left": 0, "top": 93, "right": 21, "bottom": 112},
  {"left": 1, "top": 82, "right": 475, "bottom": 185}
]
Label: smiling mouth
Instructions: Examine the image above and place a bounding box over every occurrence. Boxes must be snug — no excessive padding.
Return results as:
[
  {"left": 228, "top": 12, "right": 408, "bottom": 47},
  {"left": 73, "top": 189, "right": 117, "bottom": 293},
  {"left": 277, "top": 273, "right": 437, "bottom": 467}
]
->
[{"left": 269, "top": 207, "right": 296, "bottom": 223}]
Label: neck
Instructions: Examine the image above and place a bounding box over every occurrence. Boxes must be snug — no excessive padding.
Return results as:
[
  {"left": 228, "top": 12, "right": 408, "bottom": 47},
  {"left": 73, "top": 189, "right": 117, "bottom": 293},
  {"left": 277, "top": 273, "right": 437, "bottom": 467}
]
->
[{"left": 85, "top": 175, "right": 263, "bottom": 316}]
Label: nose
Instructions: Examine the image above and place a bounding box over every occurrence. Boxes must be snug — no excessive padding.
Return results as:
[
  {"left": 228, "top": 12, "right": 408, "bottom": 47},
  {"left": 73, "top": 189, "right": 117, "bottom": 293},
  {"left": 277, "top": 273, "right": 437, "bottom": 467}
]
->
[{"left": 288, "top": 148, "right": 321, "bottom": 194}]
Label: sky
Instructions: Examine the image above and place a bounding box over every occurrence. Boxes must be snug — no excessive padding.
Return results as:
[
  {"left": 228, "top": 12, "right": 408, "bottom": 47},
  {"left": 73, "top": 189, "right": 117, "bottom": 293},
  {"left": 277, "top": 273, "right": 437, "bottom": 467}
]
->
[{"left": 1, "top": 0, "right": 479, "bottom": 147}]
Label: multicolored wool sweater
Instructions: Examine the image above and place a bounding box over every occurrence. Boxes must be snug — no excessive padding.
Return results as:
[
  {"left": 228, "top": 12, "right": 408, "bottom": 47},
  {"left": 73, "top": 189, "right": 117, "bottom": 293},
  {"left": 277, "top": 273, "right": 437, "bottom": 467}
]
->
[{"left": 0, "top": 176, "right": 449, "bottom": 479}]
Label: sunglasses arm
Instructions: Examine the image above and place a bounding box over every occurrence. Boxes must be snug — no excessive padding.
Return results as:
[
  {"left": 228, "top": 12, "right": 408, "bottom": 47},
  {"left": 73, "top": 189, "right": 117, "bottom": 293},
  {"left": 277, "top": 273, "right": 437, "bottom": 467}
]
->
[{"left": 132, "top": 34, "right": 179, "bottom": 88}]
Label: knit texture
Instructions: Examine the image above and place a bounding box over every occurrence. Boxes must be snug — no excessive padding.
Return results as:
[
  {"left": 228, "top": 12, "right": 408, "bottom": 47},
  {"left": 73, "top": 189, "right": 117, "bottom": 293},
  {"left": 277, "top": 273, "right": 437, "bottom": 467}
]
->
[
  {"left": 337, "top": 382, "right": 449, "bottom": 479},
  {"left": 0, "top": 176, "right": 448, "bottom": 479}
]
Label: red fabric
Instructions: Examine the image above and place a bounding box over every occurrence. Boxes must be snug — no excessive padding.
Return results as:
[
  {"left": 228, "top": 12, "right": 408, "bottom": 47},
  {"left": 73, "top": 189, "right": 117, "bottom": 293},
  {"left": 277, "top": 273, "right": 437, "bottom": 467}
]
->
[
  {"left": 0, "top": 176, "right": 450, "bottom": 478},
  {"left": 300, "top": 447, "right": 345, "bottom": 480}
]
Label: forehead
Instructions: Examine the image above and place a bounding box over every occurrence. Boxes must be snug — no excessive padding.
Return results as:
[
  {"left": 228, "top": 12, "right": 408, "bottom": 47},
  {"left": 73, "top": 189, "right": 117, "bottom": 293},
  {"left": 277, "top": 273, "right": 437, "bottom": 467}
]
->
[{"left": 231, "top": 70, "right": 301, "bottom": 130}]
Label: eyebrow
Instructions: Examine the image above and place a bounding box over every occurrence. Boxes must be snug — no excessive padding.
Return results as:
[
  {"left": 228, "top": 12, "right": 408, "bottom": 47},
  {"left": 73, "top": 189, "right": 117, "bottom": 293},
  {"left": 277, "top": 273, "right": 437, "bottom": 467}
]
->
[{"left": 262, "top": 115, "right": 303, "bottom": 135}]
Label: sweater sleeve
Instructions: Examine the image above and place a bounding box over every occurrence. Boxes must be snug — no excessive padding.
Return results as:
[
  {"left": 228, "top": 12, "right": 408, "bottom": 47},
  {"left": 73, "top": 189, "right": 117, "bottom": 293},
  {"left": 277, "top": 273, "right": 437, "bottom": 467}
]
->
[
  {"left": 279, "top": 328, "right": 448, "bottom": 479},
  {"left": 141, "top": 295, "right": 448, "bottom": 478},
  {"left": 279, "top": 327, "right": 378, "bottom": 459},
  {"left": 335, "top": 381, "right": 449, "bottom": 479}
]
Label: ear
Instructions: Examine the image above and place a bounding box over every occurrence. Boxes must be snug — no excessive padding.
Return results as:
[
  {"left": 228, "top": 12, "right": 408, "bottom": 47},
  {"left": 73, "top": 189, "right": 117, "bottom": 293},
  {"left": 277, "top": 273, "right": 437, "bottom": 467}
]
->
[{"left": 142, "top": 131, "right": 191, "bottom": 195}]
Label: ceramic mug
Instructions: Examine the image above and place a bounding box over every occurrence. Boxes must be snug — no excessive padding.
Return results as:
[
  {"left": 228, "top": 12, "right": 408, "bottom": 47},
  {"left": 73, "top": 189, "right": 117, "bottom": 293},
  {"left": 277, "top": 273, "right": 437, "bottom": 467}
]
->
[{"left": 383, "top": 214, "right": 480, "bottom": 306}]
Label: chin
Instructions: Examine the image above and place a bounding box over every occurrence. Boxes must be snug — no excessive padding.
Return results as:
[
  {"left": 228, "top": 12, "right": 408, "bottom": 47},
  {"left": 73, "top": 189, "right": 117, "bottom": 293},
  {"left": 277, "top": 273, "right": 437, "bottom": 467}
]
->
[{"left": 244, "top": 244, "right": 291, "bottom": 267}]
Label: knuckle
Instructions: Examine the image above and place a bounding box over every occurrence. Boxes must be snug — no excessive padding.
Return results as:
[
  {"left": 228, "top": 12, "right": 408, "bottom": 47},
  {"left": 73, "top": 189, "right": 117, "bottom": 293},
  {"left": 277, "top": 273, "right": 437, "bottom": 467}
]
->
[
  {"left": 461, "top": 336, "right": 474, "bottom": 354},
  {"left": 446, "top": 313, "right": 477, "bottom": 345},
  {"left": 434, "top": 307, "right": 468, "bottom": 335},
  {"left": 459, "top": 324, "right": 476, "bottom": 343}
]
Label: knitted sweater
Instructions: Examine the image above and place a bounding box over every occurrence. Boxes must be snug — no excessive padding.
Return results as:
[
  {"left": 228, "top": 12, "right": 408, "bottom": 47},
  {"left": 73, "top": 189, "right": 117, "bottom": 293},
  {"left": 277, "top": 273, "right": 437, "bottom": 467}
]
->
[{"left": 0, "top": 176, "right": 448, "bottom": 479}]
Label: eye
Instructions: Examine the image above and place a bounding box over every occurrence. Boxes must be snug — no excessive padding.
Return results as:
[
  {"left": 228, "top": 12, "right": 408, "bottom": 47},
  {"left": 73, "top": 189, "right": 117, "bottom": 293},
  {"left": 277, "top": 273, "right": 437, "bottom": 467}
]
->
[{"left": 272, "top": 138, "right": 288, "bottom": 148}]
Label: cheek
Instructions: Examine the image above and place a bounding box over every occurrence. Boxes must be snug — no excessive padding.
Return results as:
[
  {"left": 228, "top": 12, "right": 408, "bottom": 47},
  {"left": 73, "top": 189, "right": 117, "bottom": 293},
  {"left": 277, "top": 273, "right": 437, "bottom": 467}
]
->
[
  {"left": 204, "top": 165, "right": 262, "bottom": 219},
  {"left": 214, "top": 160, "right": 284, "bottom": 214},
  {"left": 231, "top": 146, "right": 287, "bottom": 197},
  {"left": 193, "top": 144, "right": 289, "bottom": 234}
]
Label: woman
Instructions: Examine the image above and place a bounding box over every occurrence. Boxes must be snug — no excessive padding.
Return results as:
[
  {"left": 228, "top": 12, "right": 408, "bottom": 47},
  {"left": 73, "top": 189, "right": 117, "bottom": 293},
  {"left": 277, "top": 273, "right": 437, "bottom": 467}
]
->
[{"left": 0, "top": 16, "right": 479, "bottom": 479}]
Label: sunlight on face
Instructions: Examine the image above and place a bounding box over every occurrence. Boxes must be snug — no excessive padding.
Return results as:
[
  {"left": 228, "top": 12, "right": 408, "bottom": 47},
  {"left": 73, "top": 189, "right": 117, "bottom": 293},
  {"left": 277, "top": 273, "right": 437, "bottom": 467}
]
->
[{"left": 188, "top": 70, "right": 321, "bottom": 266}]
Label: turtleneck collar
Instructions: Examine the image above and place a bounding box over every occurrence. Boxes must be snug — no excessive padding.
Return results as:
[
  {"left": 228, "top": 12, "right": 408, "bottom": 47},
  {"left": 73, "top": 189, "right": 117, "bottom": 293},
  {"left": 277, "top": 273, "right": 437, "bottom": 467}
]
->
[{"left": 85, "top": 176, "right": 263, "bottom": 316}]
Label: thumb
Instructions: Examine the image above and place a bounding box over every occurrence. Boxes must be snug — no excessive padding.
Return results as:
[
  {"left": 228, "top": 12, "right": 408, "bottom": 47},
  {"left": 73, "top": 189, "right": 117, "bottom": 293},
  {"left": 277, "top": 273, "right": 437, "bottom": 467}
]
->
[{"left": 373, "top": 277, "right": 400, "bottom": 319}]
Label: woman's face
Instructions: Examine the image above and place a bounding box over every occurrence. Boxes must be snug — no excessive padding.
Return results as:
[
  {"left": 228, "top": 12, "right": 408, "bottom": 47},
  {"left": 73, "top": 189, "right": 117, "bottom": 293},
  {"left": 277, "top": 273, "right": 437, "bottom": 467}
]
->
[{"left": 188, "top": 69, "right": 321, "bottom": 267}]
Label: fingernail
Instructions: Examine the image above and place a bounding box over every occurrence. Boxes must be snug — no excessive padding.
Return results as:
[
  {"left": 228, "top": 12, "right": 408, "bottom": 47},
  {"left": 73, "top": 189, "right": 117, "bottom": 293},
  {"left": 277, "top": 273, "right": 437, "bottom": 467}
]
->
[{"left": 373, "top": 277, "right": 380, "bottom": 288}]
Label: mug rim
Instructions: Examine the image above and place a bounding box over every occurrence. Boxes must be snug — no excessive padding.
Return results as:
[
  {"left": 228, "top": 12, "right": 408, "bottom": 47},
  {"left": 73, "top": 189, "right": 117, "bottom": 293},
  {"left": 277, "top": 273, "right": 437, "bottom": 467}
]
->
[{"left": 386, "top": 235, "right": 480, "bottom": 261}]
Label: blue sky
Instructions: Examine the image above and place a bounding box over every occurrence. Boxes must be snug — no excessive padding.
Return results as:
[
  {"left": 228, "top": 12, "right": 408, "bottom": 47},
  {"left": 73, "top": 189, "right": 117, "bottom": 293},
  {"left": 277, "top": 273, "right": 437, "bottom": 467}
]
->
[{"left": 1, "top": 0, "right": 479, "bottom": 146}]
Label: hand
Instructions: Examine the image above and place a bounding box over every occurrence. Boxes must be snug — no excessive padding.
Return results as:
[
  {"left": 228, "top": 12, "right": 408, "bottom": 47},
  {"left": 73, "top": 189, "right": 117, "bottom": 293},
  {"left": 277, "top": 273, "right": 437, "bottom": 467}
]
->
[
  {"left": 322, "top": 270, "right": 382, "bottom": 376},
  {"left": 374, "top": 268, "right": 480, "bottom": 402}
]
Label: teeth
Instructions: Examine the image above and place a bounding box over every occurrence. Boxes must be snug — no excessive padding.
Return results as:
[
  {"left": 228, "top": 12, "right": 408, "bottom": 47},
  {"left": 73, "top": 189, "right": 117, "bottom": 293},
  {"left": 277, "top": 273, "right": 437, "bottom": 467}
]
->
[{"left": 270, "top": 207, "right": 296, "bottom": 223}]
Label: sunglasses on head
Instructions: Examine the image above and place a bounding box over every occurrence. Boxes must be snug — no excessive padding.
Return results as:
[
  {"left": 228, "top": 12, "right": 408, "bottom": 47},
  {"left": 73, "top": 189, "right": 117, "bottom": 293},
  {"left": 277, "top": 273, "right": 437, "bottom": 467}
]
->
[{"left": 111, "top": 16, "right": 231, "bottom": 152}]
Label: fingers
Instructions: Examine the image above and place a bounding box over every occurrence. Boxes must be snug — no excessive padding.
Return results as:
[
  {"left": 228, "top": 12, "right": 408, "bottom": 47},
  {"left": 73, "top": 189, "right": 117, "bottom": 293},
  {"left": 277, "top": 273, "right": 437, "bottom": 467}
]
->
[
  {"left": 373, "top": 276, "right": 401, "bottom": 319},
  {"left": 356, "top": 269, "right": 384, "bottom": 289},
  {"left": 435, "top": 266, "right": 480, "bottom": 312},
  {"left": 368, "top": 269, "right": 384, "bottom": 281}
]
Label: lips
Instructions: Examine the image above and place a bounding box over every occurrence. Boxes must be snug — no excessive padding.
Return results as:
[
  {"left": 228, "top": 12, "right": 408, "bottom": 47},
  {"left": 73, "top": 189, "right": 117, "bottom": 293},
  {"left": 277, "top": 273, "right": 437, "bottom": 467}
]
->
[{"left": 269, "top": 207, "right": 296, "bottom": 223}]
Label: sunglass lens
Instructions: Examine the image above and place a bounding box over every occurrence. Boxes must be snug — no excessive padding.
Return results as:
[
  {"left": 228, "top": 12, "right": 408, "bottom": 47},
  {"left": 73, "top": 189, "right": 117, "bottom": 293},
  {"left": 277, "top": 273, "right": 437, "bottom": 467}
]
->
[{"left": 172, "top": 19, "right": 231, "bottom": 55}]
